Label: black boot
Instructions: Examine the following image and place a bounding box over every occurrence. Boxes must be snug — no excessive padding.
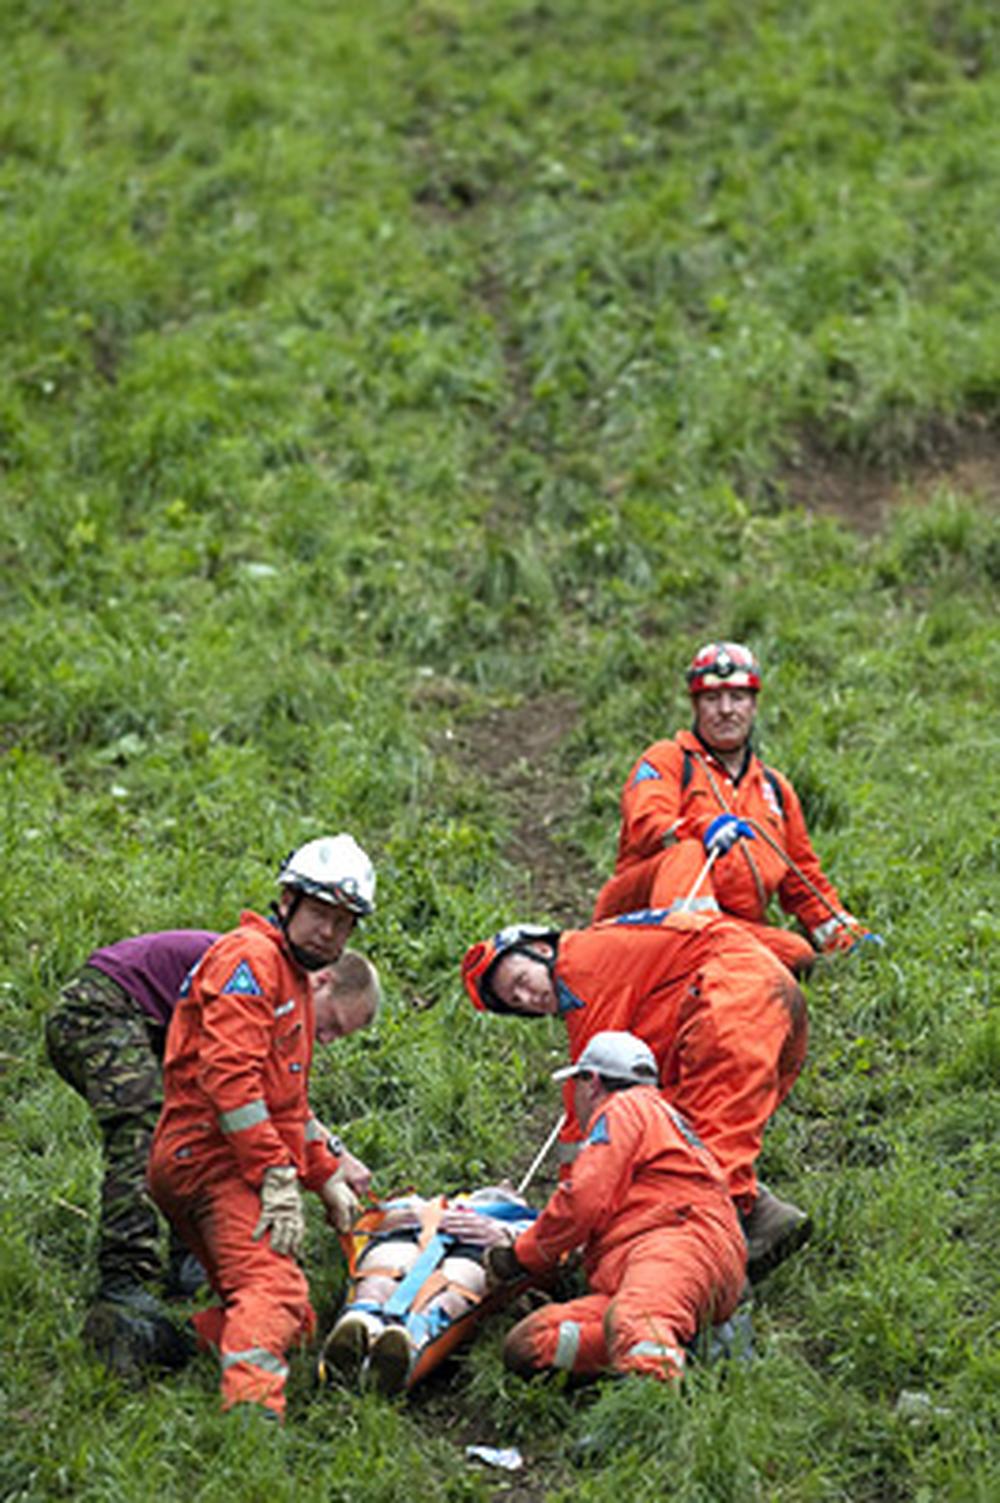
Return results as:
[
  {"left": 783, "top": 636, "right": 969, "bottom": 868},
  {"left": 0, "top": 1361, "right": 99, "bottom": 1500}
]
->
[
  {"left": 83, "top": 1283, "right": 195, "bottom": 1378},
  {"left": 164, "top": 1245, "right": 207, "bottom": 1301}
]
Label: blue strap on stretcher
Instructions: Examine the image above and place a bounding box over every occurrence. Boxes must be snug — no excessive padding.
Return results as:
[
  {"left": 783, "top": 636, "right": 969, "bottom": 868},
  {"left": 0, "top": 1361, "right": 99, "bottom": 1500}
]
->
[
  {"left": 467, "top": 1202, "right": 539, "bottom": 1223},
  {"left": 381, "top": 1204, "right": 539, "bottom": 1319},
  {"left": 383, "top": 1235, "right": 452, "bottom": 1318}
]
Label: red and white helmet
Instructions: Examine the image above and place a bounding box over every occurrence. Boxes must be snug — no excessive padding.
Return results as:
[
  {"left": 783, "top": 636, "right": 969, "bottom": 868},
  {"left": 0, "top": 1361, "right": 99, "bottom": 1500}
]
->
[
  {"left": 277, "top": 834, "right": 376, "bottom": 916},
  {"left": 461, "top": 924, "right": 559, "bottom": 1014},
  {"left": 686, "top": 641, "right": 761, "bottom": 694}
]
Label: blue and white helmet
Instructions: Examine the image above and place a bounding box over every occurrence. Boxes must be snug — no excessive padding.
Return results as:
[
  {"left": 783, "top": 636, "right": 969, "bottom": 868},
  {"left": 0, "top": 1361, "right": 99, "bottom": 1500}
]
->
[{"left": 277, "top": 835, "right": 376, "bottom": 916}]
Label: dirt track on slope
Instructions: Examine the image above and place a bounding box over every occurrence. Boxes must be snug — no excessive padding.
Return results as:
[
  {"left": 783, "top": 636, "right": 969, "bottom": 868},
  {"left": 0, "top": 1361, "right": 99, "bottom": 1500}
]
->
[
  {"left": 447, "top": 691, "right": 598, "bottom": 929},
  {"left": 782, "top": 420, "right": 1000, "bottom": 534}
]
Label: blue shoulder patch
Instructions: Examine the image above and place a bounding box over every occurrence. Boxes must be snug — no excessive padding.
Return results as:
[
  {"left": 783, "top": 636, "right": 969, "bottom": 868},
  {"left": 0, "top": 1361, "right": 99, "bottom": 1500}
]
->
[
  {"left": 629, "top": 758, "right": 661, "bottom": 787},
  {"left": 586, "top": 1112, "right": 611, "bottom": 1146},
  {"left": 611, "top": 907, "right": 674, "bottom": 927},
  {"left": 221, "top": 959, "right": 264, "bottom": 996}
]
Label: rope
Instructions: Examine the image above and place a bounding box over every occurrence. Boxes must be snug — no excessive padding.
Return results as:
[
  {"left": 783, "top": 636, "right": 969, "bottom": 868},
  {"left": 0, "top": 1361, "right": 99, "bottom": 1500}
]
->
[
  {"left": 690, "top": 751, "right": 769, "bottom": 912},
  {"left": 517, "top": 1112, "right": 566, "bottom": 1195},
  {"left": 678, "top": 848, "right": 719, "bottom": 909},
  {"left": 690, "top": 750, "right": 852, "bottom": 934},
  {"left": 740, "top": 815, "right": 851, "bottom": 931}
]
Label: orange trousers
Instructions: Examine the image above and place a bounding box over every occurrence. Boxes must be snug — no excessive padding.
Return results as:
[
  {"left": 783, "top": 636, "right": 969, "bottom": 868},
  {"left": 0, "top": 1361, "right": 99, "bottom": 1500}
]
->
[
  {"left": 148, "top": 1145, "right": 315, "bottom": 1419},
  {"left": 504, "top": 1212, "right": 745, "bottom": 1382},
  {"left": 663, "top": 927, "right": 808, "bottom": 1211},
  {"left": 593, "top": 843, "right": 816, "bottom": 976}
]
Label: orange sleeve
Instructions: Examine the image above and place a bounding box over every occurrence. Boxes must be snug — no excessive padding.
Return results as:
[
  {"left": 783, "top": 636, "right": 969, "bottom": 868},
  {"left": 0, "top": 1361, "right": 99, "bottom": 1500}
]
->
[
  {"left": 772, "top": 774, "right": 852, "bottom": 940},
  {"left": 615, "top": 740, "right": 687, "bottom": 863},
  {"left": 516, "top": 1096, "right": 643, "bottom": 1274},
  {"left": 558, "top": 983, "right": 642, "bottom": 1149},
  {"left": 195, "top": 943, "right": 294, "bottom": 1186},
  {"left": 301, "top": 1115, "right": 343, "bottom": 1193}
]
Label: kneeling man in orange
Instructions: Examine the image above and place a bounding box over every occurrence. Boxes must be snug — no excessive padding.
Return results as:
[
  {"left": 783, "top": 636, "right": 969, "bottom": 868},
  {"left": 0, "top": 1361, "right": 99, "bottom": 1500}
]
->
[{"left": 486, "top": 1031, "right": 747, "bottom": 1384}]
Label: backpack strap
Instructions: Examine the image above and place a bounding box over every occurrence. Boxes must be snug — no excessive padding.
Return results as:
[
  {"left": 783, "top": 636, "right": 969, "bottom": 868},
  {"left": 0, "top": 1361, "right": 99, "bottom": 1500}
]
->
[{"left": 763, "top": 766, "right": 785, "bottom": 815}]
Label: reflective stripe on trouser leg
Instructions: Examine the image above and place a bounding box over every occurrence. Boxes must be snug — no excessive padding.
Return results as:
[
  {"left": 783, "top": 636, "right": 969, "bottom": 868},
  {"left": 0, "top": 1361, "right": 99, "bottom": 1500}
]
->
[
  {"left": 220, "top": 1346, "right": 290, "bottom": 1410},
  {"left": 214, "top": 1196, "right": 313, "bottom": 1417},
  {"left": 553, "top": 1321, "right": 581, "bottom": 1370},
  {"left": 505, "top": 1293, "right": 610, "bottom": 1378},
  {"left": 147, "top": 1148, "right": 314, "bottom": 1419},
  {"left": 665, "top": 896, "right": 719, "bottom": 915},
  {"left": 601, "top": 1218, "right": 745, "bottom": 1382},
  {"left": 624, "top": 1340, "right": 687, "bottom": 1380},
  {"left": 222, "top": 1347, "right": 289, "bottom": 1378}
]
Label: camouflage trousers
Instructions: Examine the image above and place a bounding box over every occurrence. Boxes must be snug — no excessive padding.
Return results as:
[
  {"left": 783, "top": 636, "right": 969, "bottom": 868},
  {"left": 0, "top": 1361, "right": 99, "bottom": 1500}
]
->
[{"left": 45, "top": 966, "right": 168, "bottom": 1291}]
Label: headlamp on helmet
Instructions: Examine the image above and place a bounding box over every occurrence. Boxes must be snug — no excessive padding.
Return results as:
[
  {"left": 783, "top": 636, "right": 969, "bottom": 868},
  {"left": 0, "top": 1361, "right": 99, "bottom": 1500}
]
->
[{"left": 686, "top": 641, "right": 761, "bottom": 695}]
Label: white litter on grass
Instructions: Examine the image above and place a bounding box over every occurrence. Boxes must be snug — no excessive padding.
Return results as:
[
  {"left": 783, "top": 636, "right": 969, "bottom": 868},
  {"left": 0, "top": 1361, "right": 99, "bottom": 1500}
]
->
[
  {"left": 895, "top": 1390, "right": 952, "bottom": 1424},
  {"left": 465, "top": 1445, "right": 523, "bottom": 1472}
]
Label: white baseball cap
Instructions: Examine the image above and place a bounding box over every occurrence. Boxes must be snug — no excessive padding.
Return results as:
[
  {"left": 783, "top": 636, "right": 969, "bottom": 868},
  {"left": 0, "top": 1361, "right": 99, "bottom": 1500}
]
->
[{"left": 552, "top": 1030, "right": 659, "bottom": 1087}]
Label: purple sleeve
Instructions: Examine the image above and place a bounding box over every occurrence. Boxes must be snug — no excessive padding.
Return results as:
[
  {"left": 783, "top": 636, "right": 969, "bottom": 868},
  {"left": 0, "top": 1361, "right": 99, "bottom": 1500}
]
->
[{"left": 86, "top": 930, "right": 219, "bottom": 1026}]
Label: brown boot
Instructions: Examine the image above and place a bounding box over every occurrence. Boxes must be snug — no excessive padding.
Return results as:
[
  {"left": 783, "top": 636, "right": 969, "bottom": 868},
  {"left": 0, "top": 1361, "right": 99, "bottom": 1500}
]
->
[{"left": 741, "top": 1186, "right": 812, "bottom": 1279}]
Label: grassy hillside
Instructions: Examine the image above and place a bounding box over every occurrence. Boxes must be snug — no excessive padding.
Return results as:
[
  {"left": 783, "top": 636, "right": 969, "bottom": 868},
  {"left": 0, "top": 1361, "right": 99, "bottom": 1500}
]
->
[{"left": 2, "top": 1, "right": 998, "bottom": 1498}]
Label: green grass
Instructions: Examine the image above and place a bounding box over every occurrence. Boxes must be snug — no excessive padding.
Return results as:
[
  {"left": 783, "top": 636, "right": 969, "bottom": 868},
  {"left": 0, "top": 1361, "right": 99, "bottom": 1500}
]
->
[{"left": 2, "top": 0, "right": 998, "bottom": 1498}]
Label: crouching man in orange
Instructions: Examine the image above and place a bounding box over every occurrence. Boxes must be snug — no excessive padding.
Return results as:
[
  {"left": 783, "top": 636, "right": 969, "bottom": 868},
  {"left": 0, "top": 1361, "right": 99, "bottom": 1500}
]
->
[
  {"left": 462, "top": 909, "right": 810, "bottom": 1278},
  {"left": 148, "top": 836, "right": 380, "bottom": 1422},
  {"left": 486, "top": 1031, "right": 747, "bottom": 1384}
]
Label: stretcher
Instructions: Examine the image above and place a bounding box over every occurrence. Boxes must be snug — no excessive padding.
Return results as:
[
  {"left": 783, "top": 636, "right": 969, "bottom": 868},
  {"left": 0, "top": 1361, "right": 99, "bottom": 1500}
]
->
[{"left": 317, "top": 1189, "right": 538, "bottom": 1393}]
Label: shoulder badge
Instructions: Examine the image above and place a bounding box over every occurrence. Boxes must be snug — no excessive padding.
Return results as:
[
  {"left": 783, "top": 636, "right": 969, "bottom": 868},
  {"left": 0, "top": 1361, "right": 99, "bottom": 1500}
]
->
[{"left": 221, "top": 959, "right": 264, "bottom": 996}]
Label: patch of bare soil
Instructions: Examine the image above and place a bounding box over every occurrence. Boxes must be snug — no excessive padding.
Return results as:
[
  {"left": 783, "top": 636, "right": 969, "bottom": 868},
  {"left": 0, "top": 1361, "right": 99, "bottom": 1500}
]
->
[
  {"left": 781, "top": 421, "right": 1000, "bottom": 535},
  {"left": 450, "top": 692, "right": 600, "bottom": 927}
]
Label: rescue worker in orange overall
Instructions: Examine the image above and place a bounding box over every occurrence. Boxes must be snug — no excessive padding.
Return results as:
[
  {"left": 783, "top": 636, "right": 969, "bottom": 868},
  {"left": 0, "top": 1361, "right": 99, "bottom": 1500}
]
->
[
  {"left": 592, "top": 641, "right": 882, "bottom": 973},
  {"left": 484, "top": 1031, "right": 747, "bottom": 1384},
  {"left": 462, "top": 908, "right": 810, "bottom": 1277},
  {"left": 148, "top": 835, "right": 378, "bottom": 1422}
]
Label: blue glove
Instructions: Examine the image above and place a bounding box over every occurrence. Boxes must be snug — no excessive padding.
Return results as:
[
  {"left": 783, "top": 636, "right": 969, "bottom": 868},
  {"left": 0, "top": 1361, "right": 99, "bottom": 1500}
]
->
[
  {"left": 847, "top": 931, "right": 885, "bottom": 955},
  {"left": 703, "top": 814, "right": 756, "bottom": 857}
]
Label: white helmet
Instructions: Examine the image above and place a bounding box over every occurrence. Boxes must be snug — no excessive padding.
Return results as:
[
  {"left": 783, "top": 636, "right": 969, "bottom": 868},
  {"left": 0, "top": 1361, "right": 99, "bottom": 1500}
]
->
[{"left": 277, "top": 834, "right": 376, "bottom": 916}]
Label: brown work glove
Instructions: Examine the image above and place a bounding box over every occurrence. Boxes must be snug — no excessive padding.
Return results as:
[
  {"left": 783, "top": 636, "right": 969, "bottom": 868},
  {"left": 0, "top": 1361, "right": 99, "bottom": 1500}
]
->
[
  {"left": 484, "top": 1242, "right": 526, "bottom": 1292},
  {"left": 253, "top": 1166, "right": 306, "bottom": 1258},
  {"left": 319, "top": 1167, "right": 360, "bottom": 1233}
]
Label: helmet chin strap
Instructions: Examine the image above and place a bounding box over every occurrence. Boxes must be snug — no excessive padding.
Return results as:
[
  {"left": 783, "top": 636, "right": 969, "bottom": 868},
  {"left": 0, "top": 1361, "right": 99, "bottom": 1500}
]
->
[{"left": 270, "top": 895, "right": 331, "bottom": 973}]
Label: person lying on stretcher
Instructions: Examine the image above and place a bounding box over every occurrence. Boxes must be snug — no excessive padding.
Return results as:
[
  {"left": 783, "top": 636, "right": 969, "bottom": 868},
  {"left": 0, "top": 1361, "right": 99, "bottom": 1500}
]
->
[{"left": 318, "top": 1185, "right": 538, "bottom": 1395}]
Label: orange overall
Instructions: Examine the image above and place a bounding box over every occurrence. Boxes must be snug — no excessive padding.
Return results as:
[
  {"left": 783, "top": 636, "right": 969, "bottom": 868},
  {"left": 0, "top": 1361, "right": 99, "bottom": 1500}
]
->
[
  {"left": 593, "top": 729, "right": 859, "bottom": 967},
  {"left": 553, "top": 912, "right": 807, "bottom": 1212},
  {"left": 507, "top": 1086, "right": 746, "bottom": 1381},
  {"left": 148, "top": 911, "right": 341, "bottom": 1419}
]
